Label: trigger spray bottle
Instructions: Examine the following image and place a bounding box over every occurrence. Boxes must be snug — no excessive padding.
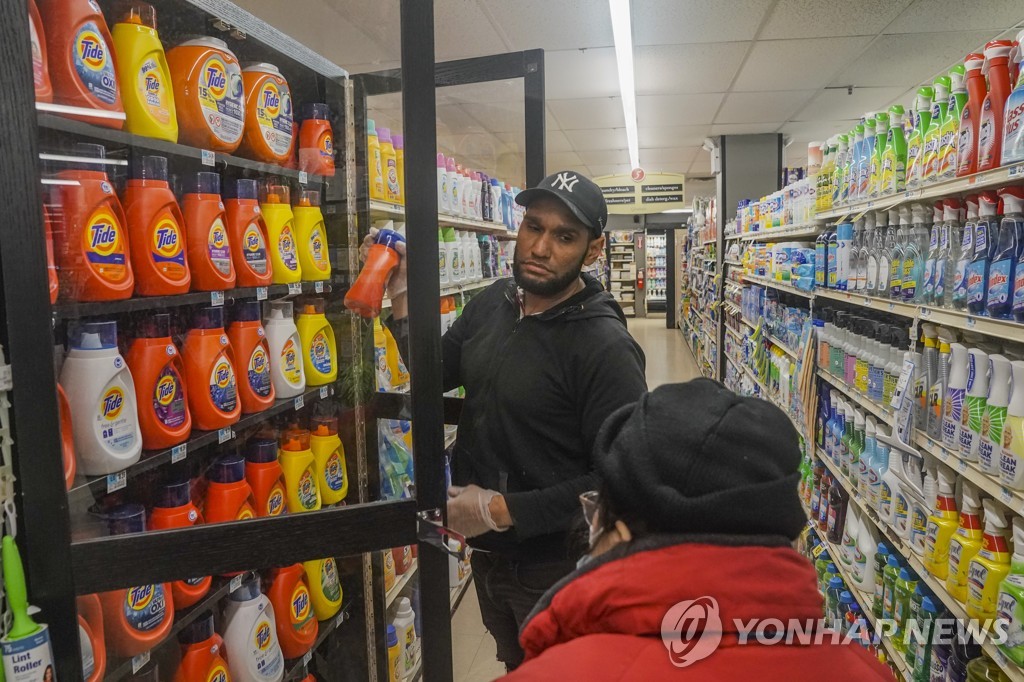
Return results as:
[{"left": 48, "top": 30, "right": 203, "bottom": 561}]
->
[{"left": 960, "top": 347, "right": 990, "bottom": 462}]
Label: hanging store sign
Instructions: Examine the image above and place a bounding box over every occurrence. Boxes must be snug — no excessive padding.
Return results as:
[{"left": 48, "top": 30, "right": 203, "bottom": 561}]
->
[
  {"left": 601, "top": 185, "right": 634, "bottom": 195},
  {"left": 594, "top": 172, "right": 686, "bottom": 215}
]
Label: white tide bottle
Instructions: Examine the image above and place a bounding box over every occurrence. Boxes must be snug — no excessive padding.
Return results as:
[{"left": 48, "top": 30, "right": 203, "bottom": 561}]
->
[
  {"left": 222, "top": 575, "right": 285, "bottom": 682},
  {"left": 264, "top": 300, "right": 306, "bottom": 398}
]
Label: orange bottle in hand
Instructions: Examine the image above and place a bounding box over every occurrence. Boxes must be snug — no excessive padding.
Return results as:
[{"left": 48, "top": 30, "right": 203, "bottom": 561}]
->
[
  {"left": 149, "top": 480, "right": 211, "bottom": 608},
  {"left": 344, "top": 228, "right": 405, "bottom": 318},
  {"left": 126, "top": 313, "right": 191, "bottom": 449},
  {"left": 227, "top": 301, "right": 274, "bottom": 414},
  {"left": 182, "top": 306, "right": 239, "bottom": 431}
]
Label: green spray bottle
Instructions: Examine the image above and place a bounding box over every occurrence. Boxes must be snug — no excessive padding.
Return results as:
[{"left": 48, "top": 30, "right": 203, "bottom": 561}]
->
[
  {"left": 834, "top": 133, "right": 851, "bottom": 205},
  {"left": 912, "top": 596, "right": 941, "bottom": 681},
  {"left": 922, "top": 77, "right": 951, "bottom": 183},
  {"left": 906, "top": 87, "right": 935, "bottom": 190},
  {"left": 892, "top": 567, "right": 919, "bottom": 653},
  {"left": 997, "top": 515, "right": 1024, "bottom": 665},
  {"left": 882, "top": 553, "right": 902, "bottom": 619},
  {"left": 882, "top": 105, "right": 908, "bottom": 195},
  {"left": 869, "top": 111, "right": 890, "bottom": 199},
  {"left": 939, "top": 65, "right": 968, "bottom": 180}
]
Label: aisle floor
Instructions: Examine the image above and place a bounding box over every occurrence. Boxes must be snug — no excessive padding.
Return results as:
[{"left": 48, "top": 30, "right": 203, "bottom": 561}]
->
[{"left": 449, "top": 316, "right": 699, "bottom": 681}]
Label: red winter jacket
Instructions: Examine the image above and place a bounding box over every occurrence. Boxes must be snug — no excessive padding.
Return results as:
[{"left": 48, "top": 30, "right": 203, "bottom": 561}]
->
[{"left": 503, "top": 537, "right": 893, "bottom": 681}]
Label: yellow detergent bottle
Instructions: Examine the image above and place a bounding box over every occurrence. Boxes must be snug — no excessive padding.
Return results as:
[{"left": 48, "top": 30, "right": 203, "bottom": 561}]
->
[
  {"left": 373, "top": 318, "right": 391, "bottom": 391},
  {"left": 111, "top": 2, "right": 177, "bottom": 142},
  {"left": 967, "top": 499, "right": 1012, "bottom": 621},
  {"left": 947, "top": 482, "right": 984, "bottom": 602},
  {"left": 296, "top": 297, "right": 336, "bottom": 386},
  {"left": 310, "top": 415, "right": 348, "bottom": 505},
  {"left": 293, "top": 189, "right": 331, "bottom": 281},
  {"left": 383, "top": 323, "right": 409, "bottom": 388},
  {"left": 260, "top": 183, "right": 301, "bottom": 284},
  {"left": 368, "top": 119, "right": 386, "bottom": 201},
  {"left": 924, "top": 465, "right": 959, "bottom": 579},
  {"left": 279, "top": 426, "right": 321, "bottom": 513},
  {"left": 302, "top": 556, "right": 342, "bottom": 621}
]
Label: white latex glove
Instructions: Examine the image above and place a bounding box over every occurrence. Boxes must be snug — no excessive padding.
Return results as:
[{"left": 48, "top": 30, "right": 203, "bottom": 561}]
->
[
  {"left": 446, "top": 484, "right": 508, "bottom": 538},
  {"left": 360, "top": 227, "right": 407, "bottom": 299}
]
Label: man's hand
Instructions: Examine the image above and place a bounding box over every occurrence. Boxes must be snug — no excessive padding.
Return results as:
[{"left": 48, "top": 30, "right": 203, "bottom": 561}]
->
[{"left": 446, "top": 485, "right": 511, "bottom": 538}]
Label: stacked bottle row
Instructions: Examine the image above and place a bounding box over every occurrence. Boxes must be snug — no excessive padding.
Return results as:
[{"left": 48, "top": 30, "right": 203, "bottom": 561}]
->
[
  {"left": 801, "top": 536, "right": 877, "bottom": 662},
  {"left": 438, "top": 227, "right": 512, "bottom": 287},
  {"left": 735, "top": 175, "right": 817, "bottom": 236}
]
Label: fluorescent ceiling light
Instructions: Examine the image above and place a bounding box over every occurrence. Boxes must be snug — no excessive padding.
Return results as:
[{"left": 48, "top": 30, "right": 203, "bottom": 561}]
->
[
  {"left": 609, "top": 0, "right": 639, "bottom": 172},
  {"left": 661, "top": 209, "right": 692, "bottom": 214}
]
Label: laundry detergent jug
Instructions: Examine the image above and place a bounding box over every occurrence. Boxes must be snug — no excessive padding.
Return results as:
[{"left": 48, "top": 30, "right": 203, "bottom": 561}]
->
[
  {"left": 122, "top": 155, "right": 190, "bottom": 295},
  {"left": 182, "top": 306, "right": 240, "bottom": 431},
  {"left": 166, "top": 37, "right": 244, "bottom": 152},
  {"left": 125, "top": 313, "right": 190, "bottom": 449},
  {"left": 183, "top": 171, "right": 235, "bottom": 291},
  {"left": 225, "top": 178, "right": 272, "bottom": 287},
  {"left": 228, "top": 301, "right": 275, "bottom": 414},
  {"left": 239, "top": 63, "right": 295, "bottom": 165}
]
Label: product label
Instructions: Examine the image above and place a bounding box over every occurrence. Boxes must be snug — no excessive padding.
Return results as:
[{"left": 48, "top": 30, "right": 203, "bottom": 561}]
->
[
  {"left": 386, "top": 157, "right": 400, "bottom": 201},
  {"left": 989, "top": 258, "right": 1013, "bottom": 308},
  {"left": 97, "top": 382, "right": 138, "bottom": 452},
  {"left": 325, "top": 449, "right": 345, "bottom": 492},
  {"left": 248, "top": 615, "right": 283, "bottom": 679},
  {"left": 209, "top": 355, "right": 237, "bottom": 413},
  {"left": 939, "top": 124, "right": 959, "bottom": 178},
  {"left": 278, "top": 223, "right": 299, "bottom": 272},
  {"left": 248, "top": 343, "right": 272, "bottom": 397},
  {"left": 151, "top": 213, "right": 187, "bottom": 278},
  {"left": 901, "top": 256, "right": 917, "bottom": 298},
  {"left": 935, "top": 258, "right": 947, "bottom": 302},
  {"left": 968, "top": 561, "right": 992, "bottom": 608},
  {"left": 895, "top": 492, "right": 910, "bottom": 533},
  {"left": 207, "top": 665, "right": 229, "bottom": 682},
  {"left": 911, "top": 504, "right": 928, "bottom": 552},
  {"left": 266, "top": 482, "right": 286, "bottom": 516},
  {"left": 943, "top": 387, "right": 965, "bottom": 448},
  {"left": 322, "top": 557, "right": 342, "bottom": 602},
  {"left": 290, "top": 583, "right": 315, "bottom": 628},
  {"left": 255, "top": 79, "right": 294, "bottom": 157},
  {"left": 207, "top": 218, "right": 232, "bottom": 275},
  {"left": 281, "top": 337, "right": 302, "bottom": 385},
  {"left": 298, "top": 468, "right": 318, "bottom": 510},
  {"left": 997, "top": 590, "right": 1024, "bottom": 649},
  {"left": 979, "top": 99, "right": 997, "bottom": 168},
  {"left": 866, "top": 255, "right": 878, "bottom": 292},
  {"left": 309, "top": 330, "right": 333, "bottom": 375},
  {"left": 153, "top": 363, "right": 187, "bottom": 428},
  {"left": 84, "top": 208, "right": 128, "bottom": 282},
  {"left": 309, "top": 224, "right": 329, "bottom": 271},
  {"left": 1006, "top": 92, "right": 1024, "bottom": 165},
  {"left": 961, "top": 395, "right": 986, "bottom": 458},
  {"left": 137, "top": 58, "right": 171, "bottom": 124},
  {"left": 967, "top": 260, "right": 987, "bottom": 306},
  {"left": 889, "top": 256, "right": 902, "bottom": 297},
  {"left": 242, "top": 222, "right": 269, "bottom": 274},
  {"left": 198, "top": 55, "right": 244, "bottom": 145},
  {"left": 318, "top": 130, "right": 334, "bottom": 166},
  {"left": 923, "top": 133, "right": 941, "bottom": 180},
  {"left": 958, "top": 108, "right": 975, "bottom": 174},
  {"left": 123, "top": 584, "right": 167, "bottom": 633},
  {"left": 30, "top": 18, "right": 44, "bottom": 90},
  {"left": 906, "top": 139, "right": 923, "bottom": 186},
  {"left": 73, "top": 22, "right": 117, "bottom": 104}
]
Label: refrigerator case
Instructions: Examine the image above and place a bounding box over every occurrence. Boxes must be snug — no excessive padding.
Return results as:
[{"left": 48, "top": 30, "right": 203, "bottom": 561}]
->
[{"left": 644, "top": 230, "right": 667, "bottom": 313}]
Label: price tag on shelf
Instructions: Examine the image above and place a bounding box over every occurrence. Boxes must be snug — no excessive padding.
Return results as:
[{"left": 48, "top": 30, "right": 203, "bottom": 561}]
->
[
  {"left": 171, "top": 444, "right": 187, "bottom": 463},
  {"left": 315, "top": 280, "right": 324, "bottom": 293},
  {"left": 319, "top": 386, "right": 328, "bottom": 399},
  {"left": 230, "top": 574, "right": 245, "bottom": 593},
  {"left": 967, "top": 317, "right": 977, "bottom": 328},
  {"left": 811, "top": 542, "right": 827, "bottom": 559},
  {"left": 1009, "top": 165, "right": 1024, "bottom": 179},
  {"left": 107, "top": 470, "right": 127, "bottom": 493},
  {"left": 256, "top": 286, "right": 268, "bottom": 301},
  {"left": 201, "top": 149, "right": 215, "bottom": 167},
  {"left": 1000, "top": 487, "right": 1015, "bottom": 506},
  {"left": 218, "top": 427, "right": 232, "bottom": 444},
  {"left": 288, "top": 282, "right": 303, "bottom": 295},
  {"left": 299, "top": 171, "right": 309, "bottom": 185},
  {"left": 335, "top": 610, "right": 345, "bottom": 628},
  {"left": 957, "top": 459, "right": 969, "bottom": 473},
  {"left": 132, "top": 651, "right": 151, "bottom": 673},
  {"left": 294, "top": 395, "right": 305, "bottom": 410},
  {"left": 862, "top": 297, "right": 871, "bottom": 307},
  {"left": 210, "top": 290, "right": 225, "bottom": 307},
  {"left": 919, "top": 307, "right": 931, "bottom": 318}
]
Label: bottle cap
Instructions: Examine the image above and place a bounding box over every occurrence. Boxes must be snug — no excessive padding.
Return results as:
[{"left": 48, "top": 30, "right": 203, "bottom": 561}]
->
[
  {"left": 899, "top": 568, "right": 912, "bottom": 580},
  {"left": 301, "top": 103, "right": 330, "bottom": 121},
  {"left": 154, "top": 479, "right": 192, "bottom": 509},
  {"left": 94, "top": 503, "right": 146, "bottom": 536},
  {"left": 391, "top": 134, "right": 403, "bottom": 150},
  {"left": 188, "top": 171, "right": 221, "bottom": 195},
  {"left": 374, "top": 229, "right": 406, "bottom": 250},
  {"left": 70, "top": 320, "right": 118, "bottom": 350},
  {"left": 311, "top": 415, "right": 338, "bottom": 437},
  {"left": 829, "top": 576, "right": 843, "bottom": 589},
  {"left": 229, "top": 573, "right": 262, "bottom": 601},
  {"left": 266, "top": 300, "right": 293, "bottom": 320},
  {"left": 296, "top": 189, "right": 320, "bottom": 207},
  {"left": 193, "top": 306, "right": 225, "bottom": 330},
  {"left": 386, "top": 624, "right": 398, "bottom": 647},
  {"left": 377, "top": 127, "right": 391, "bottom": 144},
  {"left": 225, "top": 178, "right": 259, "bottom": 201},
  {"left": 132, "top": 155, "right": 168, "bottom": 182},
  {"left": 281, "top": 427, "right": 310, "bottom": 451},
  {"left": 245, "top": 437, "right": 278, "bottom": 464},
  {"left": 300, "top": 296, "right": 325, "bottom": 315},
  {"left": 71, "top": 143, "right": 108, "bottom": 172},
  {"left": 437, "top": 153, "right": 446, "bottom": 168},
  {"left": 367, "top": 119, "right": 376, "bottom": 135},
  {"left": 137, "top": 313, "right": 171, "bottom": 339},
  {"left": 242, "top": 62, "right": 283, "bottom": 78},
  {"left": 840, "top": 591, "right": 853, "bottom": 604},
  {"left": 178, "top": 610, "right": 214, "bottom": 644},
  {"left": 118, "top": 1, "right": 157, "bottom": 29},
  {"left": 261, "top": 183, "right": 290, "bottom": 205},
  {"left": 233, "top": 300, "right": 261, "bottom": 323},
  {"left": 887, "top": 554, "right": 901, "bottom": 567},
  {"left": 209, "top": 453, "right": 246, "bottom": 483}
]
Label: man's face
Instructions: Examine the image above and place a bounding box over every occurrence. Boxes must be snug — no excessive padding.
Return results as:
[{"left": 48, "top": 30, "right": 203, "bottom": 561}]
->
[{"left": 513, "top": 196, "right": 605, "bottom": 297}]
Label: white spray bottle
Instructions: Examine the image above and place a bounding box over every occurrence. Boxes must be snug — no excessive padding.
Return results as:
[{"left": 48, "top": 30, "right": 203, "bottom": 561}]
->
[
  {"left": 960, "top": 348, "right": 990, "bottom": 462},
  {"left": 928, "top": 328, "right": 956, "bottom": 440},
  {"left": 1000, "top": 361, "right": 1024, "bottom": 490},
  {"left": 980, "top": 355, "right": 1013, "bottom": 475},
  {"left": 854, "top": 512, "right": 879, "bottom": 591},
  {"left": 879, "top": 442, "right": 903, "bottom": 528},
  {"left": 942, "top": 343, "right": 971, "bottom": 450},
  {"left": 858, "top": 416, "right": 877, "bottom": 499}
]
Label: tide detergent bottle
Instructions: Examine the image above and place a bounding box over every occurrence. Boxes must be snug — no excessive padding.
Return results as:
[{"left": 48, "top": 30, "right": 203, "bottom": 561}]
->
[
  {"left": 293, "top": 189, "right": 331, "bottom": 281},
  {"left": 280, "top": 426, "right": 321, "bottom": 513},
  {"left": 298, "top": 103, "right": 334, "bottom": 176},
  {"left": 244, "top": 438, "right": 286, "bottom": 518},
  {"left": 111, "top": 2, "right": 177, "bottom": 142},
  {"left": 947, "top": 481, "right": 984, "bottom": 603},
  {"left": 264, "top": 300, "right": 305, "bottom": 398},
  {"left": 979, "top": 40, "right": 1015, "bottom": 172},
  {"left": 125, "top": 313, "right": 191, "bottom": 449},
  {"left": 260, "top": 184, "right": 301, "bottom": 284},
  {"left": 148, "top": 480, "right": 210, "bottom": 608},
  {"left": 96, "top": 504, "right": 174, "bottom": 657},
  {"left": 123, "top": 155, "right": 190, "bottom": 295},
  {"left": 222, "top": 574, "right": 284, "bottom": 682},
  {"left": 183, "top": 172, "right": 236, "bottom": 291},
  {"left": 967, "top": 499, "right": 1012, "bottom": 620},
  {"left": 268, "top": 564, "right": 317, "bottom": 659},
  {"left": 58, "top": 385, "right": 76, "bottom": 489},
  {"left": 310, "top": 416, "right": 347, "bottom": 505},
  {"left": 77, "top": 593, "right": 106, "bottom": 682},
  {"left": 165, "top": 37, "right": 245, "bottom": 152},
  {"left": 55, "top": 143, "right": 134, "bottom": 301},
  {"left": 225, "top": 179, "right": 272, "bottom": 287},
  {"left": 204, "top": 453, "right": 257, "bottom": 523},
  {"left": 302, "top": 556, "right": 342, "bottom": 621},
  {"left": 59, "top": 321, "right": 142, "bottom": 476},
  {"left": 173, "top": 611, "right": 229, "bottom": 682},
  {"left": 344, "top": 228, "right": 405, "bottom": 318},
  {"left": 240, "top": 63, "right": 295, "bottom": 166},
  {"left": 228, "top": 301, "right": 275, "bottom": 414},
  {"left": 183, "top": 306, "right": 240, "bottom": 431},
  {"left": 29, "top": 0, "right": 53, "bottom": 103},
  {"left": 296, "top": 297, "right": 336, "bottom": 386},
  {"left": 40, "top": 0, "right": 123, "bottom": 126}
]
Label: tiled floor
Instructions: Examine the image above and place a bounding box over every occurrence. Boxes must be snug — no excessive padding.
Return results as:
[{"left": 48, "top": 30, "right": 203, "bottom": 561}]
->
[{"left": 449, "top": 315, "right": 700, "bottom": 681}]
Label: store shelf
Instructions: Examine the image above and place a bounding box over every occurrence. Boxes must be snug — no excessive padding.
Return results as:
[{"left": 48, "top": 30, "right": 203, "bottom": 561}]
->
[
  {"left": 766, "top": 333, "right": 799, "bottom": 360},
  {"left": 739, "top": 221, "right": 824, "bottom": 242},
  {"left": 814, "top": 288, "right": 920, "bottom": 321},
  {"left": 701, "top": 238, "right": 717, "bottom": 247},
  {"left": 369, "top": 200, "right": 512, "bottom": 236},
  {"left": 724, "top": 259, "right": 742, "bottom": 268},
  {"left": 725, "top": 233, "right": 743, "bottom": 241},
  {"left": 742, "top": 274, "right": 813, "bottom": 300},
  {"left": 741, "top": 316, "right": 757, "bottom": 331},
  {"left": 724, "top": 325, "right": 744, "bottom": 344},
  {"left": 68, "top": 385, "right": 334, "bottom": 504},
  {"left": 281, "top": 598, "right": 359, "bottom": 682},
  {"left": 382, "top": 277, "right": 501, "bottom": 309},
  {"left": 387, "top": 559, "right": 419, "bottom": 608},
  {"left": 819, "top": 161, "right": 1024, "bottom": 221},
  {"left": 451, "top": 573, "right": 474, "bottom": 615},
  {"left": 741, "top": 364, "right": 804, "bottom": 436},
  {"left": 816, "top": 368, "right": 892, "bottom": 424}
]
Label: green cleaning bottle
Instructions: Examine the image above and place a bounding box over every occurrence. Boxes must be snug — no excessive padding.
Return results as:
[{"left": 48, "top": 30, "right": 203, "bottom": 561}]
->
[
  {"left": 923, "top": 77, "right": 951, "bottom": 184},
  {"left": 906, "top": 86, "right": 935, "bottom": 190},
  {"left": 997, "top": 516, "right": 1024, "bottom": 665},
  {"left": 881, "top": 105, "right": 908, "bottom": 195},
  {"left": 912, "top": 596, "right": 941, "bottom": 681},
  {"left": 892, "top": 567, "right": 919, "bottom": 653},
  {"left": 882, "top": 553, "right": 902, "bottom": 620},
  {"left": 939, "top": 65, "right": 968, "bottom": 180},
  {"left": 869, "top": 111, "right": 890, "bottom": 199}
]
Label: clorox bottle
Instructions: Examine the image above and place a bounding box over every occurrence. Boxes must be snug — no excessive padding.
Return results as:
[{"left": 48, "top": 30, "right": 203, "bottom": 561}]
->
[
  {"left": 182, "top": 307, "right": 239, "bottom": 431},
  {"left": 268, "top": 564, "right": 317, "bottom": 659},
  {"left": 222, "top": 574, "right": 284, "bottom": 682},
  {"left": 125, "top": 313, "right": 190, "bottom": 449},
  {"left": 293, "top": 189, "right": 331, "bottom": 281},
  {"left": 264, "top": 300, "right": 305, "bottom": 398},
  {"left": 183, "top": 172, "right": 235, "bottom": 291},
  {"left": 310, "top": 416, "right": 347, "bottom": 505},
  {"left": 59, "top": 321, "right": 142, "bottom": 476},
  {"left": 296, "top": 297, "right": 336, "bottom": 386},
  {"left": 279, "top": 427, "right": 321, "bottom": 513},
  {"left": 123, "top": 155, "right": 190, "bottom": 295},
  {"left": 111, "top": 2, "right": 177, "bottom": 142},
  {"left": 260, "top": 184, "right": 301, "bottom": 284},
  {"left": 227, "top": 301, "right": 274, "bottom": 414}
]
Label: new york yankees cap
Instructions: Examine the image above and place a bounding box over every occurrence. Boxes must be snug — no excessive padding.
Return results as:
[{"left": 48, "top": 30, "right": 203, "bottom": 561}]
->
[{"left": 515, "top": 170, "right": 607, "bottom": 237}]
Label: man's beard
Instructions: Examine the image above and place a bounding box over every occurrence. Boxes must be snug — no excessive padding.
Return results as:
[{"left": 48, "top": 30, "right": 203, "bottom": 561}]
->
[{"left": 513, "top": 250, "right": 588, "bottom": 297}]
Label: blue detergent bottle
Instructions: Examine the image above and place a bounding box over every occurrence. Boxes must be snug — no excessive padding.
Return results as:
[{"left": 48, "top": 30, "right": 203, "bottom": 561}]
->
[
  {"left": 989, "top": 188, "right": 1024, "bottom": 319},
  {"left": 967, "top": 191, "right": 999, "bottom": 315},
  {"left": 1003, "top": 187, "right": 1024, "bottom": 322}
]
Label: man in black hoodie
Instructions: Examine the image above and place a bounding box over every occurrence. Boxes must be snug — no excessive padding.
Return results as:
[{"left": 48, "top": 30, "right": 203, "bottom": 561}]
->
[{"left": 384, "top": 170, "right": 646, "bottom": 670}]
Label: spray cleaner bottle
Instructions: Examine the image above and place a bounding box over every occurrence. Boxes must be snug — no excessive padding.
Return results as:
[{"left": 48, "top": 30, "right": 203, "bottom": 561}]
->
[
  {"left": 923, "top": 76, "right": 951, "bottom": 183},
  {"left": 967, "top": 499, "right": 1012, "bottom": 621},
  {"left": 980, "top": 355, "right": 1012, "bottom": 476},
  {"left": 968, "top": 191, "right": 1001, "bottom": 315},
  {"left": 881, "top": 105, "right": 908, "bottom": 195},
  {"left": 1000, "top": 361, "right": 1024, "bottom": 490},
  {"left": 870, "top": 113, "right": 889, "bottom": 199},
  {"left": 997, "top": 516, "right": 1024, "bottom": 665},
  {"left": 988, "top": 187, "right": 1024, "bottom": 320},
  {"left": 948, "top": 481, "right": 984, "bottom": 603},
  {"left": 958, "top": 53, "right": 988, "bottom": 177},
  {"left": 925, "top": 465, "right": 959, "bottom": 579},
  {"left": 903, "top": 203, "right": 930, "bottom": 302},
  {"left": 953, "top": 194, "right": 980, "bottom": 310},
  {"left": 942, "top": 343, "right": 970, "bottom": 451},
  {"left": 1000, "top": 188, "right": 1024, "bottom": 322},
  {"left": 939, "top": 65, "right": 968, "bottom": 180},
  {"left": 960, "top": 348, "right": 990, "bottom": 462},
  {"left": 923, "top": 203, "right": 943, "bottom": 304},
  {"left": 939, "top": 198, "right": 962, "bottom": 307},
  {"left": 928, "top": 328, "right": 956, "bottom": 441},
  {"left": 978, "top": 40, "right": 1015, "bottom": 172},
  {"left": 906, "top": 87, "right": 935, "bottom": 190}
]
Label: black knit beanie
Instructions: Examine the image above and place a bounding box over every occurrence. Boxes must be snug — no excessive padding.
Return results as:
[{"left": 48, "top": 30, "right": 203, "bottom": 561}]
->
[{"left": 594, "top": 379, "right": 806, "bottom": 540}]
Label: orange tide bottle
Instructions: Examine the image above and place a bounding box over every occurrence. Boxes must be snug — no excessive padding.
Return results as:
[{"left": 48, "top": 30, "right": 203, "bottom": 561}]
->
[
  {"left": 54, "top": 143, "right": 134, "bottom": 301},
  {"left": 224, "top": 179, "right": 272, "bottom": 287},
  {"left": 123, "top": 155, "right": 190, "bottom": 295},
  {"left": 204, "top": 453, "right": 257, "bottom": 524},
  {"left": 126, "top": 313, "right": 191, "bottom": 449},
  {"left": 183, "top": 172, "right": 236, "bottom": 291},
  {"left": 344, "top": 228, "right": 404, "bottom": 318},
  {"left": 29, "top": 0, "right": 53, "bottom": 103},
  {"left": 268, "top": 564, "right": 318, "bottom": 659},
  {"left": 43, "top": 204, "right": 59, "bottom": 303},
  {"left": 39, "top": 0, "right": 124, "bottom": 126},
  {"left": 244, "top": 437, "right": 286, "bottom": 518},
  {"left": 227, "top": 301, "right": 275, "bottom": 414},
  {"left": 57, "top": 384, "right": 76, "bottom": 489},
  {"left": 183, "top": 306, "right": 240, "bottom": 430},
  {"left": 298, "top": 103, "right": 334, "bottom": 176},
  {"left": 77, "top": 593, "right": 106, "bottom": 682},
  {"left": 239, "top": 63, "right": 296, "bottom": 166},
  {"left": 149, "top": 480, "right": 211, "bottom": 608},
  {"left": 165, "top": 37, "right": 245, "bottom": 152},
  {"left": 95, "top": 504, "right": 174, "bottom": 657},
  {"left": 173, "top": 611, "right": 230, "bottom": 682}
]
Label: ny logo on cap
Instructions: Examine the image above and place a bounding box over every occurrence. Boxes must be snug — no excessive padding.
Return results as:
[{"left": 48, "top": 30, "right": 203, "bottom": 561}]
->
[{"left": 551, "top": 172, "right": 580, "bottom": 193}]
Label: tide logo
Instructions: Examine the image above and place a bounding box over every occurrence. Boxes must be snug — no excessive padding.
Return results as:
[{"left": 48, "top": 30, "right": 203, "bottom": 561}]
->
[
  {"left": 283, "top": 344, "right": 298, "bottom": 369},
  {"left": 126, "top": 584, "right": 154, "bottom": 611},
  {"left": 77, "top": 30, "right": 107, "bottom": 70},
  {"left": 210, "top": 224, "right": 228, "bottom": 250},
  {"left": 102, "top": 387, "right": 125, "bottom": 420},
  {"left": 88, "top": 216, "right": 120, "bottom": 255},
  {"left": 311, "top": 336, "right": 329, "bottom": 362},
  {"left": 153, "top": 219, "right": 182, "bottom": 257},
  {"left": 155, "top": 375, "right": 177, "bottom": 406},
  {"left": 244, "top": 228, "right": 264, "bottom": 252},
  {"left": 267, "top": 487, "right": 285, "bottom": 516},
  {"left": 326, "top": 455, "right": 343, "bottom": 488},
  {"left": 144, "top": 70, "right": 161, "bottom": 97},
  {"left": 320, "top": 134, "right": 333, "bottom": 157},
  {"left": 215, "top": 361, "right": 232, "bottom": 388},
  {"left": 203, "top": 59, "right": 229, "bottom": 99},
  {"left": 207, "top": 666, "right": 229, "bottom": 682},
  {"left": 323, "top": 558, "right": 339, "bottom": 586},
  {"left": 261, "top": 83, "right": 281, "bottom": 117},
  {"left": 291, "top": 585, "right": 312, "bottom": 622},
  {"left": 254, "top": 621, "right": 273, "bottom": 651},
  {"left": 250, "top": 347, "right": 269, "bottom": 375}
]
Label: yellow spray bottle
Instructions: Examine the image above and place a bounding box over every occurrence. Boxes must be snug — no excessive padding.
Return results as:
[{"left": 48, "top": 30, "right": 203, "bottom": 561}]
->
[
  {"left": 302, "top": 555, "right": 342, "bottom": 621},
  {"left": 279, "top": 426, "right": 321, "bottom": 513},
  {"left": 293, "top": 189, "right": 331, "bottom": 281},
  {"left": 295, "top": 297, "right": 336, "bottom": 386},
  {"left": 947, "top": 481, "right": 984, "bottom": 602},
  {"left": 966, "top": 499, "right": 1012, "bottom": 621},
  {"left": 260, "top": 183, "right": 302, "bottom": 284},
  {"left": 310, "top": 415, "right": 348, "bottom": 505},
  {"left": 111, "top": 2, "right": 177, "bottom": 142},
  {"left": 924, "top": 464, "right": 959, "bottom": 579}
]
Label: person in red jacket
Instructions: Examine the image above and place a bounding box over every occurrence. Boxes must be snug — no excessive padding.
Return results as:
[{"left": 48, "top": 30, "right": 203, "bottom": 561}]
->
[{"left": 503, "top": 379, "right": 892, "bottom": 681}]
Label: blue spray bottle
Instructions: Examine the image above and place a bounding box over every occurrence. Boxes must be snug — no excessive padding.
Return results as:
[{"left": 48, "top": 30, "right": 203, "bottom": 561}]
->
[
  {"left": 818, "top": 383, "right": 832, "bottom": 451},
  {"left": 967, "top": 191, "right": 999, "bottom": 315},
  {"left": 953, "top": 195, "right": 979, "bottom": 310},
  {"left": 989, "top": 187, "right": 1024, "bottom": 319}
]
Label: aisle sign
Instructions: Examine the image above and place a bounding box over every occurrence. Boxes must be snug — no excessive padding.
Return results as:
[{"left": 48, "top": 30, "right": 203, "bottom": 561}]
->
[{"left": 595, "top": 171, "right": 686, "bottom": 215}]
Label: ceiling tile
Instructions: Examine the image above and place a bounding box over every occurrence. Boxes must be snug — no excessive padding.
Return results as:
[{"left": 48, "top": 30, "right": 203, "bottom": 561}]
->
[
  {"left": 587, "top": 164, "right": 632, "bottom": 178},
  {"left": 715, "top": 91, "right": 815, "bottom": 124},
  {"left": 438, "top": 133, "right": 512, "bottom": 162},
  {"left": 635, "top": 43, "right": 749, "bottom": 95},
  {"left": 639, "top": 124, "right": 711, "bottom": 148},
  {"left": 547, "top": 98, "right": 625, "bottom": 130},
  {"left": 547, "top": 152, "right": 586, "bottom": 169},
  {"left": 688, "top": 153, "right": 714, "bottom": 175},
  {"left": 632, "top": 0, "right": 775, "bottom": 46},
  {"left": 439, "top": 79, "right": 524, "bottom": 105},
  {"left": 831, "top": 31, "right": 997, "bottom": 87},
  {"left": 545, "top": 48, "right": 620, "bottom": 100},
  {"left": 778, "top": 120, "right": 857, "bottom": 143},
  {"left": 640, "top": 146, "right": 701, "bottom": 168},
  {"left": 884, "top": 0, "right": 1024, "bottom": 34},
  {"left": 732, "top": 37, "right": 873, "bottom": 92},
  {"left": 578, "top": 149, "right": 631, "bottom": 165},
  {"left": 792, "top": 86, "right": 907, "bottom": 121},
  {"left": 474, "top": 0, "right": 613, "bottom": 50},
  {"left": 564, "top": 128, "right": 629, "bottom": 151},
  {"left": 542, "top": 130, "right": 573, "bottom": 153},
  {"left": 760, "top": 0, "right": 913, "bottom": 39},
  {"left": 433, "top": 0, "right": 507, "bottom": 60},
  {"left": 637, "top": 94, "right": 723, "bottom": 127}
]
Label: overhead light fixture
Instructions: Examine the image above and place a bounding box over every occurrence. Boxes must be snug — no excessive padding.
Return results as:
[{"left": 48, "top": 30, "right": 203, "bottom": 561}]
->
[
  {"left": 661, "top": 209, "right": 692, "bottom": 214},
  {"left": 609, "top": 0, "right": 639, "bottom": 172}
]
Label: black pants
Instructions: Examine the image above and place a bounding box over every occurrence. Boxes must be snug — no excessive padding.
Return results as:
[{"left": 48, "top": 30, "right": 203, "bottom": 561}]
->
[{"left": 470, "top": 551, "right": 576, "bottom": 671}]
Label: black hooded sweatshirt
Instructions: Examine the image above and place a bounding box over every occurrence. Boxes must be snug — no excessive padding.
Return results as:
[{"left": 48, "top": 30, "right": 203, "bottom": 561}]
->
[{"left": 389, "top": 274, "right": 647, "bottom": 561}]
